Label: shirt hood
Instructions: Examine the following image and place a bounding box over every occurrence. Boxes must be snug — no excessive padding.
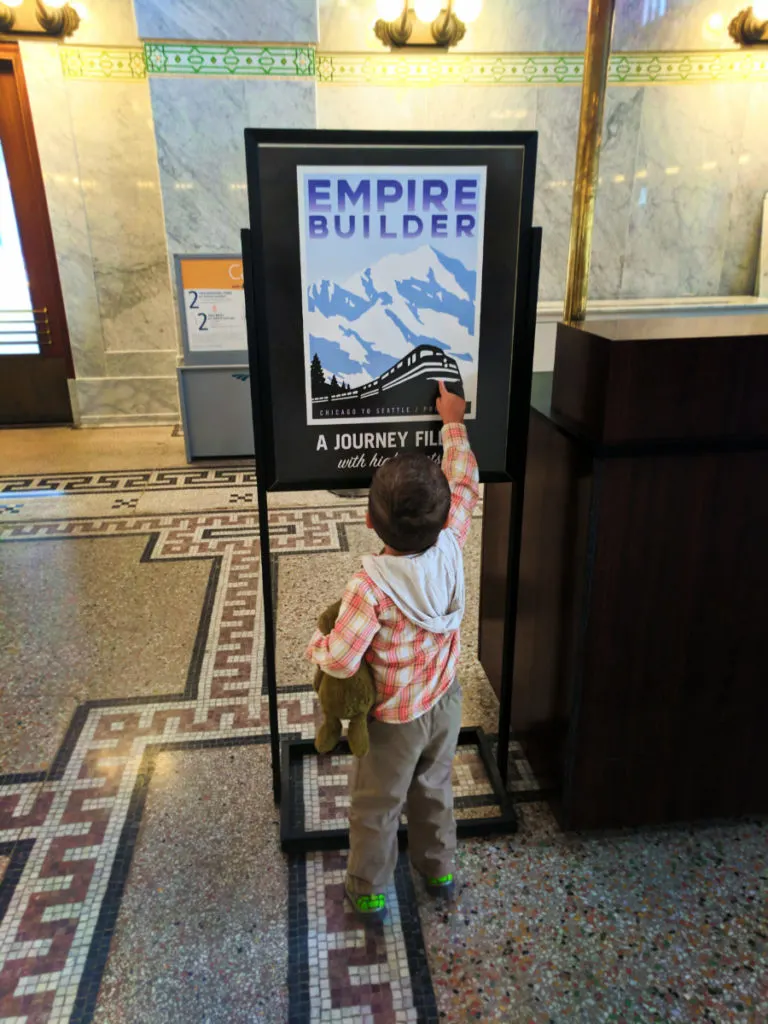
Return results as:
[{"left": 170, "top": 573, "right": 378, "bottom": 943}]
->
[{"left": 361, "top": 528, "right": 465, "bottom": 634}]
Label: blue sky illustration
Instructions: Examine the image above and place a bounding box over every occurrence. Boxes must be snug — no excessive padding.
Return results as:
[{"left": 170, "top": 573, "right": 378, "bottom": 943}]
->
[{"left": 300, "top": 167, "right": 486, "bottom": 388}]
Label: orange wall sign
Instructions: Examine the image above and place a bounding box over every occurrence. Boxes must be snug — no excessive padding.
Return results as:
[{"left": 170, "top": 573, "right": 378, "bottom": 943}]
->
[{"left": 180, "top": 258, "right": 244, "bottom": 291}]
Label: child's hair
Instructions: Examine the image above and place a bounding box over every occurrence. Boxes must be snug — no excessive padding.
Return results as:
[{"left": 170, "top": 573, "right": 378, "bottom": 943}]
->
[{"left": 368, "top": 452, "right": 451, "bottom": 554}]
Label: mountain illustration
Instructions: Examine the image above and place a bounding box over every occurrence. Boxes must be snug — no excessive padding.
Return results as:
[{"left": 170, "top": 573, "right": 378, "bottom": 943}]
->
[{"left": 305, "top": 245, "right": 478, "bottom": 391}]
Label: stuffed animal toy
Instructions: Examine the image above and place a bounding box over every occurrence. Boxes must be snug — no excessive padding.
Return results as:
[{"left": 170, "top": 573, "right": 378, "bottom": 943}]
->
[{"left": 313, "top": 599, "right": 376, "bottom": 758}]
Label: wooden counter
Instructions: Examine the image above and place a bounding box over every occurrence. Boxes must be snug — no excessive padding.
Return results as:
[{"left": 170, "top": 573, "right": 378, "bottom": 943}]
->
[{"left": 479, "top": 316, "right": 768, "bottom": 829}]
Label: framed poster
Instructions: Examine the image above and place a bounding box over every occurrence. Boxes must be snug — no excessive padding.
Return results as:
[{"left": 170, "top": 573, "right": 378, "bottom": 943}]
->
[
  {"left": 175, "top": 254, "right": 247, "bottom": 364},
  {"left": 244, "top": 130, "right": 538, "bottom": 491},
  {"left": 298, "top": 166, "right": 486, "bottom": 426}
]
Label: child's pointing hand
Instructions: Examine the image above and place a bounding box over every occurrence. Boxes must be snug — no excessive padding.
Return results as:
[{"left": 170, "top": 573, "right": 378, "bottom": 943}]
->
[{"left": 436, "top": 379, "right": 466, "bottom": 425}]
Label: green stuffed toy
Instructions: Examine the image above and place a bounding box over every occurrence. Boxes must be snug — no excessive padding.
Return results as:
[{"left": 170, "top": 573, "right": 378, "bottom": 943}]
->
[{"left": 313, "top": 599, "right": 376, "bottom": 758}]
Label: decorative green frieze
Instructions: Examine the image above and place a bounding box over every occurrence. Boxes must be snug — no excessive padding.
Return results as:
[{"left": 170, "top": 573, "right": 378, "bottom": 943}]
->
[
  {"left": 60, "top": 47, "right": 147, "bottom": 80},
  {"left": 144, "top": 42, "right": 315, "bottom": 77},
  {"left": 610, "top": 50, "right": 768, "bottom": 83},
  {"left": 59, "top": 44, "right": 768, "bottom": 86},
  {"left": 317, "top": 50, "right": 768, "bottom": 86}
]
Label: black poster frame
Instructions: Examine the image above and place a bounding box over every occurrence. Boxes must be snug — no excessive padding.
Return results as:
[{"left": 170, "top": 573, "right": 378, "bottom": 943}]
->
[
  {"left": 245, "top": 128, "right": 537, "bottom": 492},
  {"left": 242, "top": 129, "right": 541, "bottom": 833}
]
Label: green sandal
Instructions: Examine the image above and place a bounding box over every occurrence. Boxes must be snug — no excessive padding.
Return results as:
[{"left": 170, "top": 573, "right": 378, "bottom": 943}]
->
[
  {"left": 345, "top": 887, "right": 387, "bottom": 922},
  {"left": 425, "top": 873, "right": 456, "bottom": 899}
]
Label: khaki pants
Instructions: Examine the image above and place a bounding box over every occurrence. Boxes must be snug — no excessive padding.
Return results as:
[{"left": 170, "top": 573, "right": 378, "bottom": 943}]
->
[{"left": 347, "top": 683, "right": 462, "bottom": 894}]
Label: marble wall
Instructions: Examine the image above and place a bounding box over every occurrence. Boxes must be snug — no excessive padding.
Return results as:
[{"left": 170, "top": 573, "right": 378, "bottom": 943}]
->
[
  {"left": 18, "top": 0, "right": 768, "bottom": 426},
  {"left": 139, "top": 0, "right": 758, "bottom": 307},
  {"left": 313, "top": 0, "right": 767, "bottom": 301},
  {"left": 151, "top": 79, "right": 316, "bottom": 257},
  {"left": 317, "top": 0, "right": 738, "bottom": 52},
  {"left": 315, "top": 81, "right": 768, "bottom": 302},
  {"left": 134, "top": 0, "right": 318, "bottom": 43},
  {"left": 21, "top": 0, "right": 179, "bottom": 426}
]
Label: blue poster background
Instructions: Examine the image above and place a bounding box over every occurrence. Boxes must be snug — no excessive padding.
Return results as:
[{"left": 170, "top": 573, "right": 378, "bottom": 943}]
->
[{"left": 297, "top": 166, "right": 487, "bottom": 425}]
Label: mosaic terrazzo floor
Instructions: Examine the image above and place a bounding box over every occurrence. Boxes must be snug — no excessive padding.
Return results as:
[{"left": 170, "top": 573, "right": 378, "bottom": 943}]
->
[{"left": 0, "top": 453, "right": 766, "bottom": 1023}]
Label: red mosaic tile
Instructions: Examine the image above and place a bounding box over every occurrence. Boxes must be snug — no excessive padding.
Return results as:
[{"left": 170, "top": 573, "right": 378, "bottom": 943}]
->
[{"left": 0, "top": 790, "right": 54, "bottom": 832}]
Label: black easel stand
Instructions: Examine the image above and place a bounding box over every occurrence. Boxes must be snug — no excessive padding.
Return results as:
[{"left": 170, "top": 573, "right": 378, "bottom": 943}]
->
[
  {"left": 243, "top": 226, "right": 541, "bottom": 852},
  {"left": 496, "top": 228, "right": 542, "bottom": 787},
  {"left": 242, "top": 230, "right": 281, "bottom": 805}
]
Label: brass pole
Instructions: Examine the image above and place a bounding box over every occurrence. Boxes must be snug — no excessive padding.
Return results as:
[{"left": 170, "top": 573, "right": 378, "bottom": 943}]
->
[{"left": 563, "top": 0, "right": 616, "bottom": 324}]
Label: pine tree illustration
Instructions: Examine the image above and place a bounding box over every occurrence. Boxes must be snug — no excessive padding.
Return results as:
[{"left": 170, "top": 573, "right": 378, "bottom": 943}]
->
[
  {"left": 310, "top": 353, "right": 327, "bottom": 398},
  {"left": 330, "top": 375, "right": 339, "bottom": 393}
]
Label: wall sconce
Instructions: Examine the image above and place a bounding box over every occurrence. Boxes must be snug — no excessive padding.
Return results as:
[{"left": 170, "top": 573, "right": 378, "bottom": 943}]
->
[
  {"left": 729, "top": 3, "right": 768, "bottom": 44},
  {"left": 0, "top": 0, "right": 82, "bottom": 38},
  {"left": 375, "top": 0, "right": 482, "bottom": 48}
]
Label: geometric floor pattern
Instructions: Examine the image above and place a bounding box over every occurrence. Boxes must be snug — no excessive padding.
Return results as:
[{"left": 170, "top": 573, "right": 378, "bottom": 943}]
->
[
  {"left": 293, "top": 744, "right": 503, "bottom": 837},
  {"left": 2, "top": 462, "right": 767, "bottom": 1024},
  {"left": 0, "top": 492, "right": 453, "bottom": 1023},
  {"left": 0, "top": 509, "right": 301, "bottom": 1022}
]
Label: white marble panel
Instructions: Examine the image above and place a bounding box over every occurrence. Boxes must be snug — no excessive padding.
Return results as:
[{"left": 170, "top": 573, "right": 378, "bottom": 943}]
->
[
  {"left": 319, "top": 0, "right": 380, "bottom": 52},
  {"left": 105, "top": 351, "right": 179, "bottom": 377},
  {"left": 71, "top": 0, "right": 139, "bottom": 46},
  {"left": 621, "top": 86, "right": 747, "bottom": 299},
  {"left": 243, "top": 78, "right": 316, "bottom": 130},
  {"left": 19, "top": 43, "right": 106, "bottom": 379},
  {"left": 317, "top": 84, "right": 536, "bottom": 150},
  {"left": 134, "top": 0, "right": 318, "bottom": 42},
  {"left": 719, "top": 84, "right": 768, "bottom": 296},
  {"left": 317, "top": 85, "right": 427, "bottom": 130},
  {"left": 319, "top": 0, "right": 588, "bottom": 52},
  {"left": 152, "top": 78, "right": 315, "bottom": 256},
  {"left": 590, "top": 87, "right": 644, "bottom": 301},
  {"left": 422, "top": 86, "right": 536, "bottom": 131},
  {"left": 66, "top": 80, "right": 177, "bottom": 353},
  {"left": 152, "top": 79, "right": 248, "bottom": 255},
  {"left": 614, "top": 0, "right": 734, "bottom": 51},
  {"left": 72, "top": 377, "right": 179, "bottom": 422},
  {"left": 533, "top": 87, "right": 580, "bottom": 303},
  {"left": 463, "top": 0, "right": 589, "bottom": 51}
]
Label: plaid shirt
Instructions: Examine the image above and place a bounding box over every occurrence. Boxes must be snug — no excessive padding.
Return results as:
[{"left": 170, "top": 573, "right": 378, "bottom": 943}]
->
[{"left": 306, "top": 423, "right": 479, "bottom": 723}]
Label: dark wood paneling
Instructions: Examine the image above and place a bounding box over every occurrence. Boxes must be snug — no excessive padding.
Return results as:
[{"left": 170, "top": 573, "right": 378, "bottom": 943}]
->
[
  {"left": 549, "top": 325, "right": 610, "bottom": 441},
  {"left": 510, "top": 414, "right": 590, "bottom": 728},
  {"left": 0, "top": 357, "right": 71, "bottom": 424},
  {"left": 482, "top": 384, "right": 768, "bottom": 829},
  {"left": 509, "top": 413, "right": 591, "bottom": 793},
  {"left": 478, "top": 480, "right": 513, "bottom": 697},
  {"left": 552, "top": 318, "right": 768, "bottom": 445},
  {"left": 479, "top": 411, "right": 592, "bottom": 793},
  {"left": 563, "top": 449, "right": 768, "bottom": 828}
]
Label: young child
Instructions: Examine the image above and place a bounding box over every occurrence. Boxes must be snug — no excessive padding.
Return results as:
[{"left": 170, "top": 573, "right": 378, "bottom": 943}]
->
[{"left": 306, "top": 381, "right": 480, "bottom": 921}]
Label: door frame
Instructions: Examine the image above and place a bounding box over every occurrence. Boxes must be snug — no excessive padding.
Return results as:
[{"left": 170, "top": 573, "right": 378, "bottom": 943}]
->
[{"left": 0, "top": 41, "right": 74, "bottom": 377}]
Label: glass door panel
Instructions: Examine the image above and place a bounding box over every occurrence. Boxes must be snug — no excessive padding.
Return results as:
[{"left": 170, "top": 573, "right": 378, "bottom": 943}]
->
[{"left": 0, "top": 137, "right": 38, "bottom": 355}]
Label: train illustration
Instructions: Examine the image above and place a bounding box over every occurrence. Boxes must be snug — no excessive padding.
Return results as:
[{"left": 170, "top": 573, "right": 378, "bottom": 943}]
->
[{"left": 311, "top": 344, "right": 470, "bottom": 419}]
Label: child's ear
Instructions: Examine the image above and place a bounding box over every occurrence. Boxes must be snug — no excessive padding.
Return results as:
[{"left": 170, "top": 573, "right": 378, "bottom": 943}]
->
[{"left": 365, "top": 510, "right": 373, "bottom": 530}]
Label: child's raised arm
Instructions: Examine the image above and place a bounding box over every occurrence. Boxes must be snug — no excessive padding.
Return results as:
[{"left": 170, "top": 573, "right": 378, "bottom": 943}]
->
[{"left": 436, "top": 380, "right": 479, "bottom": 549}]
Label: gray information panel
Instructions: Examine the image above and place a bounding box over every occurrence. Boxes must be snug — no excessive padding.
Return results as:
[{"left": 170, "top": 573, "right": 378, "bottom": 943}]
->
[
  {"left": 175, "top": 254, "right": 247, "bottom": 367},
  {"left": 177, "top": 365, "right": 255, "bottom": 460}
]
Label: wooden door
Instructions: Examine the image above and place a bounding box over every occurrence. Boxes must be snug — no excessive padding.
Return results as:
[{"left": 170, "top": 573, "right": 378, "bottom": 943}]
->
[{"left": 0, "top": 43, "right": 73, "bottom": 424}]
